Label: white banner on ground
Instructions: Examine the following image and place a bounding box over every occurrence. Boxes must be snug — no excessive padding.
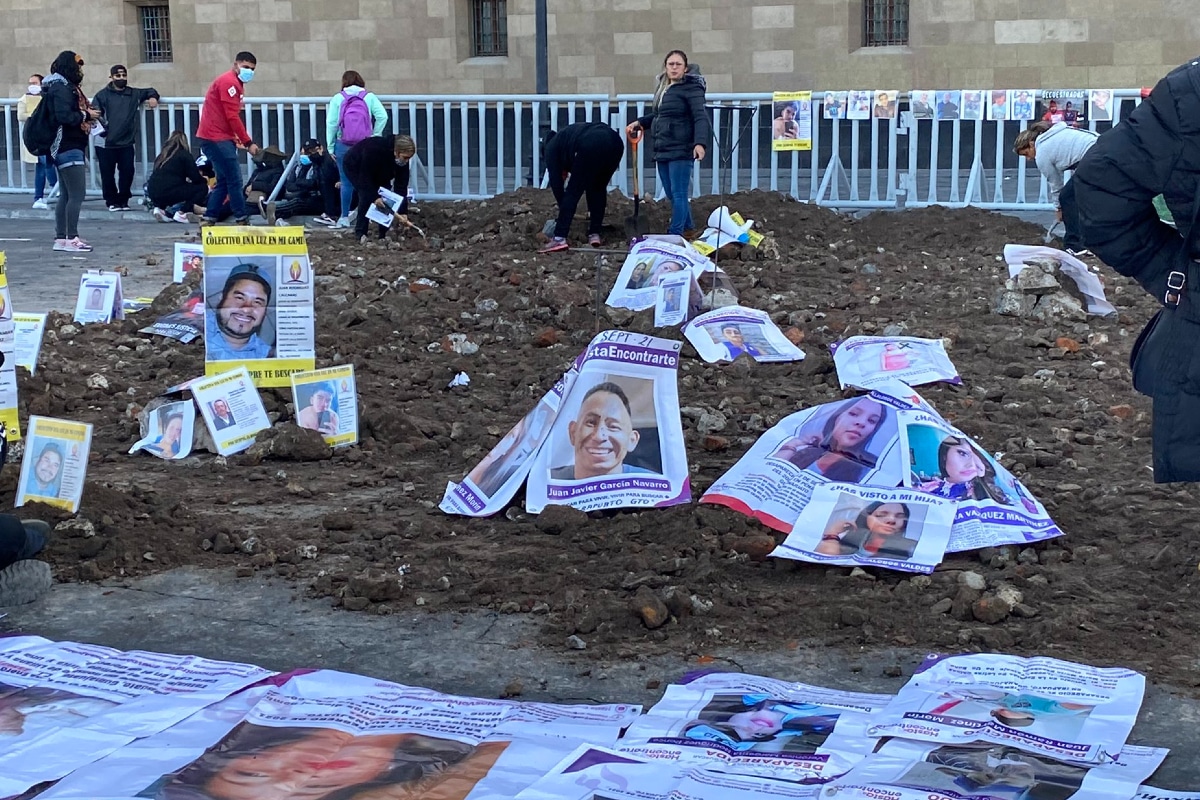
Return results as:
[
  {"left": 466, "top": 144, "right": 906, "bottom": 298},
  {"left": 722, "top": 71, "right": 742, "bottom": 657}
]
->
[
  {"left": 527, "top": 331, "right": 689, "bottom": 514},
  {"left": 702, "top": 389, "right": 909, "bottom": 533},
  {"left": 832, "top": 335, "right": 959, "bottom": 390},
  {"left": 866, "top": 653, "right": 1146, "bottom": 764},
  {"left": 440, "top": 373, "right": 574, "bottom": 517},
  {"left": 606, "top": 240, "right": 711, "bottom": 312},
  {"left": 618, "top": 672, "right": 891, "bottom": 782},
  {"left": 191, "top": 366, "right": 270, "bottom": 455},
  {"left": 173, "top": 242, "right": 204, "bottom": 283},
  {"left": 774, "top": 484, "right": 955, "bottom": 573},
  {"left": 0, "top": 255, "right": 19, "bottom": 440},
  {"left": 0, "top": 636, "right": 272, "bottom": 796},
  {"left": 72, "top": 270, "right": 124, "bottom": 325},
  {"left": 128, "top": 400, "right": 196, "bottom": 460},
  {"left": 654, "top": 270, "right": 692, "bottom": 328},
  {"left": 516, "top": 745, "right": 685, "bottom": 800},
  {"left": 1003, "top": 244, "right": 1115, "bottom": 316},
  {"left": 823, "top": 739, "right": 1166, "bottom": 800},
  {"left": 898, "top": 408, "right": 1063, "bottom": 551},
  {"left": 16, "top": 416, "right": 92, "bottom": 512},
  {"left": 683, "top": 306, "right": 806, "bottom": 364},
  {"left": 13, "top": 311, "right": 47, "bottom": 376},
  {"left": 1137, "top": 789, "right": 1200, "bottom": 799},
  {"left": 291, "top": 364, "right": 359, "bottom": 447}
]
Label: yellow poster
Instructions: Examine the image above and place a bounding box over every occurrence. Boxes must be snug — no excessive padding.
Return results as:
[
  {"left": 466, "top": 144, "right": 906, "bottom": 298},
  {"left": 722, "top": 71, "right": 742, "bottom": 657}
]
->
[
  {"left": 0, "top": 254, "right": 20, "bottom": 440},
  {"left": 771, "top": 91, "right": 813, "bottom": 152},
  {"left": 292, "top": 364, "right": 359, "bottom": 447},
  {"left": 17, "top": 416, "right": 92, "bottom": 512},
  {"left": 201, "top": 226, "right": 316, "bottom": 388}
]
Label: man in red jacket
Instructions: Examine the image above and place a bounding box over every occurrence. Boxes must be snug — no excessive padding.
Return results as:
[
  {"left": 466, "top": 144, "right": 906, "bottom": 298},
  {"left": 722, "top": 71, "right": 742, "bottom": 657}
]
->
[{"left": 196, "top": 51, "right": 261, "bottom": 225}]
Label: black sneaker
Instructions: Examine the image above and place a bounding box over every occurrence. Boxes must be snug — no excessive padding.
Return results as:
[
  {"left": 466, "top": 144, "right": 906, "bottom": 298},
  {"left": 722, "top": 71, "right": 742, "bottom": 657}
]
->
[
  {"left": 234, "top": 216, "right": 251, "bottom": 225},
  {"left": 21, "top": 519, "right": 50, "bottom": 557},
  {"left": 0, "top": 560, "right": 52, "bottom": 606}
]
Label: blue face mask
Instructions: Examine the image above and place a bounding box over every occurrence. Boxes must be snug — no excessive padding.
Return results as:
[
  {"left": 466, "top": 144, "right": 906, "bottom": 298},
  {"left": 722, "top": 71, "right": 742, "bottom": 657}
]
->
[
  {"left": 299, "top": 155, "right": 311, "bottom": 166},
  {"left": 237, "top": 67, "right": 255, "bottom": 83}
]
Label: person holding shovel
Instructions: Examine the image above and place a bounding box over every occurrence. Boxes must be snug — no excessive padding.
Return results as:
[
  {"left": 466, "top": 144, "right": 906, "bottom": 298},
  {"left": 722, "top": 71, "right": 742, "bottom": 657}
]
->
[
  {"left": 343, "top": 134, "right": 416, "bottom": 243},
  {"left": 1014, "top": 120, "right": 1098, "bottom": 257},
  {"left": 538, "top": 122, "right": 624, "bottom": 253}
]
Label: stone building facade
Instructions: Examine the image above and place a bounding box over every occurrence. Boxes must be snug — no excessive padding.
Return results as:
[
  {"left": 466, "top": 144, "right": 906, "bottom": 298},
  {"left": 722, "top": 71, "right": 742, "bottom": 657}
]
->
[{"left": 0, "top": 0, "right": 1193, "bottom": 100}]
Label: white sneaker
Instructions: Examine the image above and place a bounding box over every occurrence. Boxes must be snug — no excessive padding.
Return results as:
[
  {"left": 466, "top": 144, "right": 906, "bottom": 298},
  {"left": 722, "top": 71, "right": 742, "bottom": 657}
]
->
[
  {"left": 52, "top": 238, "right": 68, "bottom": 251},
  {"left": 31, "top": 199, "right": 49, "bottom": 210},
  {"left": 335, "top": 216, "right": 350, "bottom": 228},
  {"left": 275, "top": 218, "right": 290, "bottom": 226},
  {"left": 152, "top": 207, "right": 168, "bottom": 223},
  {"left": 173, "top": 211, "right": 191, "bottom": 224},
  {"left": 62, "top": 237, "right": 92, "bottom": 252},
  {"left": 107, "top": 205, "right": 122, "bottom": 212}
]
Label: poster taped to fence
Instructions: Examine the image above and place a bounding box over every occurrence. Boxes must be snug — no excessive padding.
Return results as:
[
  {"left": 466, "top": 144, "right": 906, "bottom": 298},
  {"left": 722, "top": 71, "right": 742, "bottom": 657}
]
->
[
  {"left": 0, "top": 254, "right": 19, "bottom": 439},
  {"left": 865, "top": 653, "right": 1146, "bottom": 764},
  {"left": 773, "top": 484, "right": 955, "bottom": 573},
  {"left": 606, "top": 240, "right": 711, "bottom": 312},
  {"left": 191, "top": 366, "right": 271, "bottom": 455},
  {"left": 683, "top": 306, "right": 806, "bottom": 364},
  {"left": 441, "top": 373, "right": 574, "bottom": 517},
  {"left": 831, "top": 335, "right": 960, "bottom": 390},
  {"left": 13, "top": 311, "right": 46, "bottom": 376},
  {"left": 1040, "top": 89, "right": 1088, "bottom": 125},
  {"left": 618, "top": 672, "right": 891, "bottom": 782},
  {"left": 202, "top": 225, "right": 315, "bottom": 387},
  {"left": 527, "top": 330, "right": 689, "bottom": 514},
  {"left": 771, "top": 91, "right": 812, "bottom": 151},
  {"left": 16, "top": 416, "right": 91, "bottom": 512},
  {"left": 291, "top": 364, "right": 359, "bottom": 447}
]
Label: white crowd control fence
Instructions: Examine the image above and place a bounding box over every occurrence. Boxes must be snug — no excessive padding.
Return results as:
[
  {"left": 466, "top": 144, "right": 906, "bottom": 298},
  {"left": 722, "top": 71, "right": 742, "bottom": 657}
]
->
[{"left": 0, "top": 90, "right": 1143, "bottom": 211}]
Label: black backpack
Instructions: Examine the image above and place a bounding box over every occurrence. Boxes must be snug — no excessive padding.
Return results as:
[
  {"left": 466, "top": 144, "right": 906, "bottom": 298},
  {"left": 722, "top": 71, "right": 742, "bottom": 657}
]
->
[{"left": 22, "top": 96, "right": 58, "bottom": 157}]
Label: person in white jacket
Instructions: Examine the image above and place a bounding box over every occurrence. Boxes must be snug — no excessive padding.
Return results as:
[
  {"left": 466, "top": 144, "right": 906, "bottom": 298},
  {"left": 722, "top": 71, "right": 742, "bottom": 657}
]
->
[
  {"left": 326, "top": 70, "right": 388, "bottom": 227},
  {"left": 1014, "top": 120, "right": 1099, "bottom": 256}
]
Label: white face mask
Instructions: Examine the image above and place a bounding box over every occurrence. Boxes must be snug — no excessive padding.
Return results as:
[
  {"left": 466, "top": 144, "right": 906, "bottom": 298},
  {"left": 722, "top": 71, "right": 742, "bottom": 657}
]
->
[{"left": 26, "top": 85, "right": 41, "bottom": 95}]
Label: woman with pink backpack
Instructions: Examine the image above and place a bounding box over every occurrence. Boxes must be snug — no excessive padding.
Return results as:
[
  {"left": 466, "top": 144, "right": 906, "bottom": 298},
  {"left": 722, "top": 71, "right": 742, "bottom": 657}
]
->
[{"left": 326, "top": 70, "right": 389, "bottom": 227}]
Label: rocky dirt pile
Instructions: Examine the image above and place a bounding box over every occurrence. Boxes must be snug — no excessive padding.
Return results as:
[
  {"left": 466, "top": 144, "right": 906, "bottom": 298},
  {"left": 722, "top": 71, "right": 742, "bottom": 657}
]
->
[{"left": 7, "top": 188, "right": 1199, "bottom": 690}]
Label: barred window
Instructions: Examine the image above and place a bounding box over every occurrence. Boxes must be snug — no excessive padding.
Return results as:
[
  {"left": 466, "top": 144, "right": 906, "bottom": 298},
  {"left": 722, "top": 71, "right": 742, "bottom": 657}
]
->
[
  {"left": 139, "top": 4, "right": 173, "bottom": 63},
  {"left": 472, "top": 0, "right": 507, "bottom": 57},
  {"left": 863, "top": 0, "right": 908, "bottom": 47}
]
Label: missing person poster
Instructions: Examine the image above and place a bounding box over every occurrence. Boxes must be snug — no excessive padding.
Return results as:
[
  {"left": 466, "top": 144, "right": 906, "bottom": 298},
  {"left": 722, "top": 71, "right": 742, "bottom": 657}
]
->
[
  {"left": 191, "top": 366, "right": 271, "bottom": 456},
  {"left": 291, "top": 365, "right": 358, "bottom": 447},
  {"left": 1090, "top": 89, "right": 1115, "bottom": 122},
  {"left": 872, "top": 90, "right": 898, "bottom": 119},
  {"left": 128, "top": 400, "right": 196, "bottom": 460},
  {"left": 1040, "top": 89, "right": 1088, "bottom": 125},
  {"left": 771, "top": 91, "right": 812, "bottom": 151},
  {"left": 15, "top": 416, "right": 92, "bottom": 512},
  {"left": 606, "top": 240, "right": 710, "bottom": 312},
  {"left": 831, "top": 335, "right": 960, "bottom": 390},
  {"left": 846, "top": 90, "right": 871, "bottom": 120},
  {"left": 910, "top": 91, "right": 935, "bottom": 119},
  {"left": 866, "top": 653, "right": 1146, "bottom": 765},
  {"left": 527, "top": 331, "right": 689, "bottom": 514},
  {"left": 654, "top": 270, "right": 692, "bottom": 328},
  {"left": 201, "top": 226, "right": 316, "bottom": 387},
  {"left": 173, "top": 242, "right": 204, "bottom": 283},
  {"left": 774, "top": 484, "right": 955, "bottom": 574},
  {"left": 139, "top": 289, "right": 205, "bottom": 344},
  {"left": 13, "top": 312, "right": 46, "bottom": 376},
  {"left": 0, "top": 254, "right": 19, "bottom": 440},
  {"left": 822, "top": 91, "right": 847, "bottom": 120},
  {"left": 72, "top": 270, "right": 124, "bottom": 325},
  {"left": 440, "top": 373, "right": 575, "bottom": 518},
  {"left": 683, "top": 306, "right": 806, "bottom": 364}
]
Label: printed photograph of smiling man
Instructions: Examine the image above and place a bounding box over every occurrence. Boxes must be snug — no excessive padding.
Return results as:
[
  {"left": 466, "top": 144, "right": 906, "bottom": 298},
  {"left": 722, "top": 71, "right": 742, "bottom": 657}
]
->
[
  {"left": 204, "top": 258, "right": 278, "bottom": 362},
  {"left": 549, "top": 375, "right": 664, "bottom": 481}
]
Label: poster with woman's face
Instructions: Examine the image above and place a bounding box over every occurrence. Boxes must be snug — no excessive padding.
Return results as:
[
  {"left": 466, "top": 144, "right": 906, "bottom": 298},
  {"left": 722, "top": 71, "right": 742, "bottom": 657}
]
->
[{"left": 768, "top": 396, "right": 900, "bottom": 485}]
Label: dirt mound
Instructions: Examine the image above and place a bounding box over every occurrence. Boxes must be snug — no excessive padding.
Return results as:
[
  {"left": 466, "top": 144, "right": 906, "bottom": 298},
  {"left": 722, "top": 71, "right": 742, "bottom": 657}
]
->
[{"left": 6, "top": 191, "right": 1199, "bottom": 689}]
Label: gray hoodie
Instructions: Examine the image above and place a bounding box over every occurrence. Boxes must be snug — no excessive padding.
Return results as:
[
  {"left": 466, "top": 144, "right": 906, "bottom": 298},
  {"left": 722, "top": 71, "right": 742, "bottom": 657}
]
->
[{"left": 1034, "top": 122, "right": 1099, "bottom": 206}]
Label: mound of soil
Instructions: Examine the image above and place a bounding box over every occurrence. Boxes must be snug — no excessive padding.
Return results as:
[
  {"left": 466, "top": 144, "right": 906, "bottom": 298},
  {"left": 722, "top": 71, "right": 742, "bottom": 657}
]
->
[{"left": 7, "top": 188, "right": 1198, "bottom": 689}]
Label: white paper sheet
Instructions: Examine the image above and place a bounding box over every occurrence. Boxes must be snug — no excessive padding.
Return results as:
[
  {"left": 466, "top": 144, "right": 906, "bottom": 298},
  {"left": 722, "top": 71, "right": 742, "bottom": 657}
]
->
[
  {"left": 683, "top": 306, "right": 805, "bottom": 364},
  {"left": 832, "top": 335, "right": 960, "bottom": 390}
]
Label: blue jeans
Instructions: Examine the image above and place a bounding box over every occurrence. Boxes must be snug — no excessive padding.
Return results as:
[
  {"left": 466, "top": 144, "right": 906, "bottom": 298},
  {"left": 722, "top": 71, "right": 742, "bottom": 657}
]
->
[
  {"left": 657, "top": 158, "right": 695, "bottom": 235},
  {"left": 199, "top": 138, "right": 248, "bottom": 220},
  {"left": 34, "top": 156, "right": 57, "bottom": 200},
  {"left": 334, "top": 140, "right": 354, "bottom": 218}
]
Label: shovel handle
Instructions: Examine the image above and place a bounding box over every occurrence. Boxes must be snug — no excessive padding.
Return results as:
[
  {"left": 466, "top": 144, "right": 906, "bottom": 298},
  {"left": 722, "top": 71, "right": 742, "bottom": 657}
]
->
[{"left": 628, "top": 131, "right": 641, "bottom": 198}]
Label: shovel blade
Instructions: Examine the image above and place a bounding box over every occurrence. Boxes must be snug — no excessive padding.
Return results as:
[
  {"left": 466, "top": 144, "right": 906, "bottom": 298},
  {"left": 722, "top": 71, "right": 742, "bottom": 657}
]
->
[{"left": 624, "top": 196, "right": 651, "bottom": 239}]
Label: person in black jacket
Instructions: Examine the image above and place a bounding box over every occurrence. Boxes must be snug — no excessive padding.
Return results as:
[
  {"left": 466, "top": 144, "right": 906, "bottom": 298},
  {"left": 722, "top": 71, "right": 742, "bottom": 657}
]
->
[
  {"left": 244, "top": 146, "right": 288, "bottom": 220},
  {"left": 270, "top": 138, "right": 339, "bottom": 224},
  {"left": 92, "top": 65, "right": 159, "bottom": 211},
  {"left": 625, "top": 50, "right": 710, "bottom": 236},
  {"left": 343, "top": 134, "right": 416, "bottom": 242},
  {"left": 538, "top": 122, "right": 624, "bottom": 253},
  {"left": 148, "top": 130, "right": 209, "bottom": 223},
  {"left": 1072, "top": 57, "right": 1200, "bottom": 482},
  {"left": 43, "top": 51, "right": 102, "bottom": 253}
]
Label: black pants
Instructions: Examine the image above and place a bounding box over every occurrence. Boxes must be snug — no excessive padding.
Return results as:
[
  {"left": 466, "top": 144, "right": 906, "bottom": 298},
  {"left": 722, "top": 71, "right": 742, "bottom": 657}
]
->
[
  {"left": 320, "top": 169, "right": 340, "bottom": 218},
  {"left": 276, "top": 193, "right": 325, "bottom": 219},
  {"left": 97, "top": 145, "right": 136, "bottom": 207},
  {"left": 150, "top": 183, "right": 209, "bottom": 212},
  {"left": 0, "top": 516, "right": 44, "bottom": 571},
  {"left": 554, "top": 129, "right": 623, "bottom": 239},
  {"left": 1059, "top": 179, "right": 1084, "bottom": 251}
]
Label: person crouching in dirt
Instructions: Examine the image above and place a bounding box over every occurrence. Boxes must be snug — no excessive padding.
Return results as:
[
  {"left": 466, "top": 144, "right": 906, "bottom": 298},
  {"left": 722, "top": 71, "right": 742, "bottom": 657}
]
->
[
  {"left": 1071, "top": 58, "right": 1200, "bottom": 482},
  {"left": 538, "top": 122, "right": 624, "bottom": 253},
  {"left": 1014, "top": 120, "right": 1098, "bottom": 257},
  {"left": 343, "top": 134, "right": 416, "bottom": 243}
]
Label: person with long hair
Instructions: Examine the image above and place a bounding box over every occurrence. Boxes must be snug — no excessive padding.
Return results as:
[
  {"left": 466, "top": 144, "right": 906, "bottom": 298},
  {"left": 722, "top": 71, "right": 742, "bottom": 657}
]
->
[
  {"left": 145, "top": 412, "right": 185, "bottom": 458},
  {"left": 42, "top": 51, "right": 101, "bottom": 252},
  {"left": 917, "top": 435, "right": 1012, "bottom": 504},
  {"left": 815, "top": 501, "right": 919, "bottom": 560},
  {"left": 17, "top": 74, "right": 57, "bottom": 209},
  {"left": 625, "top": 50, "right": 710, "bottom": 236},
  {"left": 773, "top": 397, "right": 888, "bottom": 482},
  {"left": 327, "top": 70, "right": 389, "bottom": 228},
  {"left": 343, "top": 134, "right": 416, "bottom": 243},
  {"left": 680, "top": 695, "right": 839, "bottom": 753},
  {"left": 148, "top": 131, "right": 210, "bottom": 223},
  {"left": 1014, "top": 120, "right": 1098, "bottom": 256}
]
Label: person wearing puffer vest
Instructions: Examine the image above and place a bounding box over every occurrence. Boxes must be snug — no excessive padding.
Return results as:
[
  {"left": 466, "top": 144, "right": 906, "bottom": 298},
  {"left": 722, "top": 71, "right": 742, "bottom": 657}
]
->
[
  {"left": 625, "top": 50, "right": 711, "bottom": 236},
  {"left": 326, "top": 70, "right": 389, "bottom": 227}
]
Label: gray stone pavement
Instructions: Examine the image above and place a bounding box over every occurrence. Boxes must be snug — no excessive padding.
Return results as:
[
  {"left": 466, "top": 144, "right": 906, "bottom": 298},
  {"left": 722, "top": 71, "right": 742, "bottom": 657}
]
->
[{"left": 0, "top": 190, "right": 1192, "bottom": 788}]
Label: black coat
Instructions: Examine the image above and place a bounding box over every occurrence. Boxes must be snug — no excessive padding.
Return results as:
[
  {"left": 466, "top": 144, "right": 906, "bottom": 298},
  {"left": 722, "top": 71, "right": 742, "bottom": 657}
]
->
[
  {"left": 344, "top": 136, "right": 410, "bottom": 199},
  {"left": 636, "top": 68, "right": 711, "bottom": 163},
  {"left": 1073, "top": 57, "right": 1200, "bottom": 481},
  {"left": 544, "top": 122, "right": 623, "bottom": 202},
  {"left": 92, "top": 83, "right": 159, "bottom": 148},
  {"left": 42, "top": 77, "right": 89, "bottom": 154},
  {"left": 147, "top": 149, "right": 205, "bottom": 205}
]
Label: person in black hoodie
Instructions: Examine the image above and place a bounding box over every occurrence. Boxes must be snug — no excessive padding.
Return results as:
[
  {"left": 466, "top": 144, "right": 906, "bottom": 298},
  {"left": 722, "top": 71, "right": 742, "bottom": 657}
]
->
[
  {"left": 538, "top": 122, "right": 624, "bottom": 252},
  {"left": 92, "top": 65, "right": 159, "bottom": 211},
  {"left": 147, "top": 130, "right": 209, "bottom": 222},
  {"left": 344, "top": 134, "right": 416, "bottom": 242},
  {"left": 270, "top": 138, "right": 339, "bottom": 224},
  {"left": 625, "top": 49, "right": 710, "bottom": 236},
  {"left": 1072, "top": 58, "right": 1200, "bottom": 482},
  {"left": 43, "top": 51, "right": 102, "bottom": 253}
]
